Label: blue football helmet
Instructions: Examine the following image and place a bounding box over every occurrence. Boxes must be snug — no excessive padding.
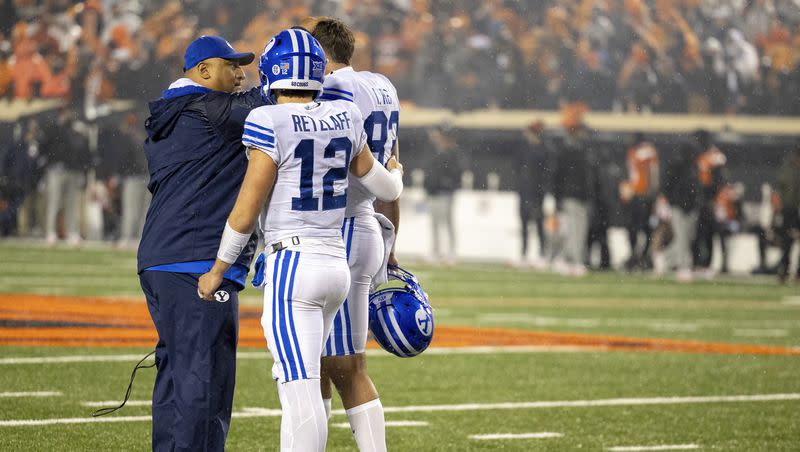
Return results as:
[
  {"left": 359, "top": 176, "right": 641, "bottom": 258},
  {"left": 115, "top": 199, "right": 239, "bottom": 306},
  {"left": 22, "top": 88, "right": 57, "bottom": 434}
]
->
[
  {"left": 368, "top": 266, "right": 434, "bottom": 357},
  {"left": 258, "top": 28, "right": 326, "bottom": 103}
]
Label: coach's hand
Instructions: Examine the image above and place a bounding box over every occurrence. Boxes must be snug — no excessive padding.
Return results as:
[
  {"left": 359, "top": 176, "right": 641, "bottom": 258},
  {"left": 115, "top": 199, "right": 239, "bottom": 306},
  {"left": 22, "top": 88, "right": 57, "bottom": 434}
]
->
[{"left": 198, "top": 271, "right": 224, "bottom": 301}]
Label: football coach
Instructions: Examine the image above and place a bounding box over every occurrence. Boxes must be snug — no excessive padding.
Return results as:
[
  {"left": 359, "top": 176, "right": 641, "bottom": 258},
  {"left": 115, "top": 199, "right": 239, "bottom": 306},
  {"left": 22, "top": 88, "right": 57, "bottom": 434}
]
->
[{"left": 137, "top": 36, "right": 265, "bottom": 451}]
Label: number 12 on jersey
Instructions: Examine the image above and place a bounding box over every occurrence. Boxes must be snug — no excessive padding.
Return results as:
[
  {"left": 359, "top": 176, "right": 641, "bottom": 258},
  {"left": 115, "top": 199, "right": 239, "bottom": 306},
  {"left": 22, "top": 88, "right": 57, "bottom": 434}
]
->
[{"left": 292, "top": 137, "right": 352, "bottom": 212}]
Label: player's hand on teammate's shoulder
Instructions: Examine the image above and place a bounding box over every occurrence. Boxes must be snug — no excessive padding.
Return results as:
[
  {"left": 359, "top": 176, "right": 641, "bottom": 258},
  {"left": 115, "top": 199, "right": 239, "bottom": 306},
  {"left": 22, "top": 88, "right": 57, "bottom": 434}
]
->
[
  {"left": 197, "top": 271, "right": 224, "bottom": 301},
  {"left": 386, "top": 156, "right": 403, "bottom": 174}
]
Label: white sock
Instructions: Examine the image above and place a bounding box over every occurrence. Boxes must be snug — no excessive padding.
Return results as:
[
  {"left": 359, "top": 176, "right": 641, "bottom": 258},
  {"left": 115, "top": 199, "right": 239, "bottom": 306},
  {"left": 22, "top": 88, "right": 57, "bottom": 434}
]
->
[
  {"left": 277, "top": 379, "right": 327, "bottom": 452},
  {"left": 346, "top": 398, "right": 387, "bottom": 452},
  {"left": 323, "top": 398, "right": 332, "bottom": 421}
]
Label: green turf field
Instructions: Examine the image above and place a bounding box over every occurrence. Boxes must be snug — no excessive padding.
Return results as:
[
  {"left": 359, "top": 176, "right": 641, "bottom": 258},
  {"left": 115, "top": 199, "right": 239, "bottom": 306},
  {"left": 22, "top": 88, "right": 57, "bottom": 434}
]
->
[{"left": 1, "top": 241, "right": 799, "bottom": 451}]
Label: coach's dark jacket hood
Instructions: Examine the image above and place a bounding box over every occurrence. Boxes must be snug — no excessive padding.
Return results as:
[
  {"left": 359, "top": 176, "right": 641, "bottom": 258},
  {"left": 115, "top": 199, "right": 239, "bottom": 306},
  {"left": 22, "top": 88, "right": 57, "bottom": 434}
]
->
[
  {"left": 145, "top": 95, "right": 194, "bottom": 142},
  {"left": 137, "top": 79, "right": 267, "bottom": 280}
]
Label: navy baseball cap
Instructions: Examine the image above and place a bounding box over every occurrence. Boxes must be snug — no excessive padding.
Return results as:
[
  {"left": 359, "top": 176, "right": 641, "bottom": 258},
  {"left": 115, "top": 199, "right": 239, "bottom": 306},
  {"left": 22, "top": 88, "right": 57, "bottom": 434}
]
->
[{"left": 183, "top": 36, "right": 255, "bottom": 71}]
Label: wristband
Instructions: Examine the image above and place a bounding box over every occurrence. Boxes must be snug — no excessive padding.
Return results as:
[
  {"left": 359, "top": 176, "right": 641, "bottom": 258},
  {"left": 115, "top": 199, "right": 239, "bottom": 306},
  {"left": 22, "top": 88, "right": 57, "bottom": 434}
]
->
[{"left": 217, "top": 222, "right": 250, "bottom": 264}]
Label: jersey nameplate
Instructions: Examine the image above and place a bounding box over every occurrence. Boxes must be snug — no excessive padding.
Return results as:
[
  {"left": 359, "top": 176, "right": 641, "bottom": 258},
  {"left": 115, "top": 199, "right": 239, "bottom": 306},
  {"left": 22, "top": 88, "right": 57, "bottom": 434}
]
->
[{"left": 292, "top": 112, "right": 353, "bottom": 133}]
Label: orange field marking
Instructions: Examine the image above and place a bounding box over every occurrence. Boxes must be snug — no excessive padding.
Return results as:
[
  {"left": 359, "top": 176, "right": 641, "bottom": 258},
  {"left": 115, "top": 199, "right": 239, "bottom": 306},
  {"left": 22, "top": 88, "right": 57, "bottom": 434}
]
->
[{"left": 0, "top": 294, "right": 798, "bottom": 355}]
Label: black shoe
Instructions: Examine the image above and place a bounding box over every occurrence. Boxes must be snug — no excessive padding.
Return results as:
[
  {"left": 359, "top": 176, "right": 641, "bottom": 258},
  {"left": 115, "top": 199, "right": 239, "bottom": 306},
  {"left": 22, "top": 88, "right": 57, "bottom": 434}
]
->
[{"left": 752, "top": 266, "right": 769, "bottom": 275}]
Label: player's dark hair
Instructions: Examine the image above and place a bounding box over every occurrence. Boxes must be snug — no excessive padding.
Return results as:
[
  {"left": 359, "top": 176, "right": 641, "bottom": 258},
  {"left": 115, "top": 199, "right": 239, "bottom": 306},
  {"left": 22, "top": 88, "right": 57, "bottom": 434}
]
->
[
  {"left": 311, "top": 18, "right": 354, "bottom": 65},
  {"left": 272, "top": 89, "right": 318, "bottom": 99}
]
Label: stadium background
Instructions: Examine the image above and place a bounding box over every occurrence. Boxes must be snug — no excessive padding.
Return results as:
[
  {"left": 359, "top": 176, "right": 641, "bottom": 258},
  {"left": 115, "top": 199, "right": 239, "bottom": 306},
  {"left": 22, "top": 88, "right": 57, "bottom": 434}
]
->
[{"left": 0, "top": 1, "right": 799, "bottom": 451}]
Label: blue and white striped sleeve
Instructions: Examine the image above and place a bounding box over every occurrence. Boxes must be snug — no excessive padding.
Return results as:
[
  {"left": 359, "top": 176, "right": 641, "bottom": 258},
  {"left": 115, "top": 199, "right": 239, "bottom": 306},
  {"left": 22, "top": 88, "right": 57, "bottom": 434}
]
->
[
  {"left": 242, "top": 109, "right": 280, "bottom": 164},
  {"left": 318, "top": 86, "right": 355, "bottom": 102},
  {"left": 318, "top": 75, "right": 355, "bottom": 103}
]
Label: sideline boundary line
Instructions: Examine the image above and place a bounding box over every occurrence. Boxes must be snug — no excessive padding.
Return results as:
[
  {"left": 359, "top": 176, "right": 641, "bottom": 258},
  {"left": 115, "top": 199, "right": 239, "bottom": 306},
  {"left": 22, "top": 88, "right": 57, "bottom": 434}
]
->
[
  {"left": 333, "top": 421, "right": 429, "bottom": 429},
  {"left": 3, "top": 393, "right": 798, "bottom": 427},
  {"left": 0, "top": 346, "right": 593, "bottom": 365},
  {"left": 607, "top": 445, "right": 700, "bottom": 451},
  {"left": 470, "top": 432, "right": 563, "bottom": 440},
  {"left": 0, "top": 391, "right": 61, "bottom": 398}
]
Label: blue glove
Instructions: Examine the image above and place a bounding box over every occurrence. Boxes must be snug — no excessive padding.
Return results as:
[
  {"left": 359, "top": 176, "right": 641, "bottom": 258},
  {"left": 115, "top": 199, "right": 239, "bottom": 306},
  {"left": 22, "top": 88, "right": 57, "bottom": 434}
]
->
[{"left": 251, "top": 252, "right": 266, "bottom": 288}]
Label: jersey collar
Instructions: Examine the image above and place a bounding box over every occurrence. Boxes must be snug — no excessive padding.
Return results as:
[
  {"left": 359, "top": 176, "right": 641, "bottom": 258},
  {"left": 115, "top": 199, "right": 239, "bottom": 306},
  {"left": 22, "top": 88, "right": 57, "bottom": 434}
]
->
[
  {"left": 162, "top": 77, "right": 211, "bottom": 100},
  {"left": 330, "top": 66, "right": 354, "bottom": 75}
]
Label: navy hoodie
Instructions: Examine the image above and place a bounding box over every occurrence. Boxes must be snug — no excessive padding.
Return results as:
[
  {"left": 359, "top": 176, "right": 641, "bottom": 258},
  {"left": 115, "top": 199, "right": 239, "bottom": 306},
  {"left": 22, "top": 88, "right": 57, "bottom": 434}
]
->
[{"left": 137, "top": 79, "right": 267, "bottom": 288}]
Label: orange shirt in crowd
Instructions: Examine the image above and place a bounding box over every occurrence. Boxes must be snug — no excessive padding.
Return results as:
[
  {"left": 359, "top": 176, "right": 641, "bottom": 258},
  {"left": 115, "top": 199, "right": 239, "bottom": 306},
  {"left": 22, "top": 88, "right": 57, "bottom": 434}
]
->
[
  {"left": 715, "top": 185, "right": 739, "bottom": 221},
  {"left": 696, "top": 145, "right": 726, "bottom": 187},
  {"left": 0, "top": 59, "right": 11, "bottom": 96},
  {"left": 626, "top": 142, "right": 659, "bottom": 196},
  {"left": 39, "top": 70, "right": 70, "bottom": 98},
  {"left": 8, "top": 53, "right": 52, "bottom": 100},
  {"left": 771, "top": 191, "right": 782, "bottom": 210}
]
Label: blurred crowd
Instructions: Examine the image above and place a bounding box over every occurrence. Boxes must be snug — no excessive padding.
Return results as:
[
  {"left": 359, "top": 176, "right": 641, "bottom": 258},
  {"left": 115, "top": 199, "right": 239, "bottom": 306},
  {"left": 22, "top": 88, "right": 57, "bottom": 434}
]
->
[
  {"left": 0, "top": 107, "right": 145, "bottom": 246},
  {"left": 412, "top": 113, "right": 799, "bottom": 283},
  {"left": 1, "top": 0, "right": 799, "bottom": 282},
  {"left": 2, "top": 0, "right": 800, "bottom": 114},
  {"left": 422, "top": 118, "right": 800, "bottom": 282},
  {"left": 501, "top": 117, "right": 800, "bottom": 283}
]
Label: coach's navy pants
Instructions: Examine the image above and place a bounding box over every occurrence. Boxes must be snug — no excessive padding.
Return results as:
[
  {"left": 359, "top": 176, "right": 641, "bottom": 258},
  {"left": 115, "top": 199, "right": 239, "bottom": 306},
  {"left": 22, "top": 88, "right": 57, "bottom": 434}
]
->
[{"left": 140, "top": 271, "right": 239, "bottom": 452}]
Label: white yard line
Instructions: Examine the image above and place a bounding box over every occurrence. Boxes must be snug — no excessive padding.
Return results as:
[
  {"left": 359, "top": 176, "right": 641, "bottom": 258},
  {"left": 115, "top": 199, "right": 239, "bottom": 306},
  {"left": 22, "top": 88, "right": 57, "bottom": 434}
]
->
[
  {"left": 607, "top": 445, "right": 699, "bottom": 451},
  {"left": 733, "top": 329, "right": 789, "bottom": 338},
  {"left": 480, "top": 314, "right": 602, "bottom": 328},
  {"left": 0, "top": 345, "right": 593, "bottom": 365},
  {"left": 333, "top": 421, "right": 429, "bottom": 429},
  {"left": 478, "top": 313, "right": 796, "bottom": 329},
  {"left": 82, "top": 400, "right": 151, "bottom": 407},
  {"left": 470, "top": 432, "right": 562, "bottom": 440},
  {"left": 235, "top": 407, "right": 283, "bottom": 417},
  {"left": 0, "top": 354, "right": 152, "bottom": 365},
  {"left": 6, "top": 393, "right": 798, "bottom": 428},
  {"left": 0, "top": 415, "right": 152, "bottom": 426},
  {"left": 0, "top": 276, "right": 138, "bottom": 284},
  {"left": 648, "top": 323, "right": 701, "bottom": 332},
  {"left": 0, "top": 391, "right": 61, "bottom": 398},
  {"left": 374, "top": 393, "right": 800, "bottom": 414},
  {"left": 0, "top": 262, "right": 135, "bottom": 272},
  {"left": 384, "top": 420, "right": 429, "bottom": 427},
  {"left": 782, "top": 296, "right": 800, "bottom": 306},
  {"left": 390, "top": 345, "right": 596, "bottom": 355},
  {"left": 8, "top": 287, "right": 144, "bottom": 298}
]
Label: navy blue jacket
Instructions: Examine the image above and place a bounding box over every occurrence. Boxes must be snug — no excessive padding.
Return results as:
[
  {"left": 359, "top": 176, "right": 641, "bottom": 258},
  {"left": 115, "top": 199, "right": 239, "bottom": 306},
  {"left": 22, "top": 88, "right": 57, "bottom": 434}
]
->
[{"left": 137, "top": 82, "right": 266, "bottom": 276}]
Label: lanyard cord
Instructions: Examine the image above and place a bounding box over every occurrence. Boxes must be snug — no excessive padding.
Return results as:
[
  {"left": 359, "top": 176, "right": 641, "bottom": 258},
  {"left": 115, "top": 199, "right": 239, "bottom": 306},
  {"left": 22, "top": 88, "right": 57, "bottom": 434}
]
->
[{"left": 92, "top": 350, "right": 156, "bottom": 417}]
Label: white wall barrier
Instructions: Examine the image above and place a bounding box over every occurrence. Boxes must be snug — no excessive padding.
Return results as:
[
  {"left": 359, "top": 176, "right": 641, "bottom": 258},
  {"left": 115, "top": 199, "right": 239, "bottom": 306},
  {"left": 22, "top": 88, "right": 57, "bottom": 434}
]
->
[{"left": 396, "top": 188, "right": 784, "bottom": 273}]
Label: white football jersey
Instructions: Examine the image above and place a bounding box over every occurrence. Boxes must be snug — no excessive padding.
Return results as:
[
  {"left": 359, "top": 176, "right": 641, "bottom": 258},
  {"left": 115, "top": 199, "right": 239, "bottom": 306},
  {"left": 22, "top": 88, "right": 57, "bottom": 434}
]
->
[
  {"left": 319, "top": 67, "right": 400, "bottom": 217},
  {"left": 242, "top": 100, "right": 367, "bottom": 253}
]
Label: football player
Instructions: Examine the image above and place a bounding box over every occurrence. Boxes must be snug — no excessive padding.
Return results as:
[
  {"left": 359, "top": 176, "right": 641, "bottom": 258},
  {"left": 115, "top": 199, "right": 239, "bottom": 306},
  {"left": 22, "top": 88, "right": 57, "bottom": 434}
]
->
[
  {"left": 197, "top": 28, "right": 403, "bottom": 451},
  {"left": 304, "top": 17, "right": 401, "bottom": 452}
]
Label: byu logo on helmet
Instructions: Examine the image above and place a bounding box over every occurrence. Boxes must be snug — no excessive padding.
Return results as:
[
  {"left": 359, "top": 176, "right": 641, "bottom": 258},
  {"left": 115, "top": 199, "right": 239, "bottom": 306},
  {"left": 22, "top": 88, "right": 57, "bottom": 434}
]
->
[
  {"left": 368, "top": 266, "right": 434, "bottom": 357},
  {"left": 415, "top": 308, "right": 433, "bottom": 336},
  {"left": 258, "top": 28, "right": 326, "bottom": 103},
  {"left": 214, "top": 290, "right": 230, "bottom": 303}
]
